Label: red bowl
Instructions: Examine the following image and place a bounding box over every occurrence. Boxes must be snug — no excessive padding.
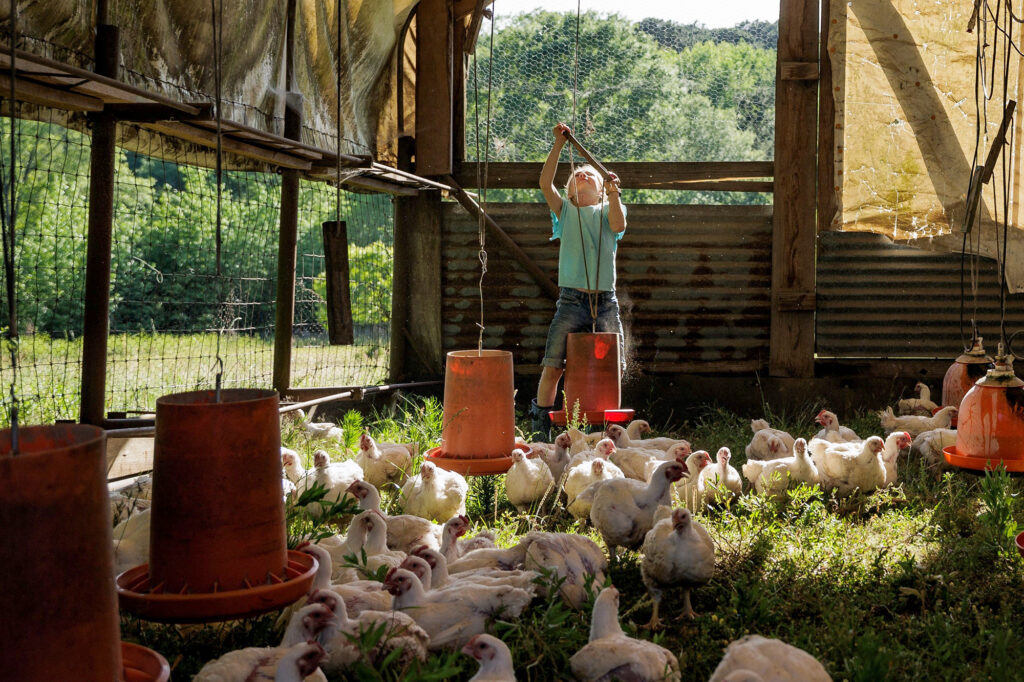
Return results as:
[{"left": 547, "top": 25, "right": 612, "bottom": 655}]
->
[
  {"left": 121, "top": 641, "right": 170, "bottom": 682},
  {"left": 549, "top": 408, "right": 635, "bottom": 427},
  {"left": 426, "top": 445, "right": 534, "bottom": 476},
  {"left": 1016, "top": 531, "right": 1024, "bottom": 559}
]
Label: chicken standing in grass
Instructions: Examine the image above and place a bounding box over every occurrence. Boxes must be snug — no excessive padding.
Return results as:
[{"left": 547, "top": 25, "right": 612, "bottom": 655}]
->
[
  {"left": 708, "top": 635, "right": 833, "bottom": 681},
  {"left": 401, "top": 460, "right": 468, "bottom": 522},
  {"left": 569, "top": 586, "right": 681, "bottom": 682},
  {"left": 699, "top": 447, "right": 742, "bottom": 505},
  {"left": 522, "top": 532, "right": 608, "bottom": 609},
  {"left": 356, "top": 432, "right": 412, "bottom": 488},
  {"left": 809, "top": 436, "right": 886, "bottom": 496},
  {"left": 880, "top": 431, "right": 913, "bottom": 487},
  {"left": 878, "top": 405, "right": 957, "bottom": 437},
  {"left": 589, "top": 459, "right": 688, "bottom": 561},
  {"left": 439, "top": 515, "right": 498, "bottom": 563},
  {"left": 321, "top": 509, "right": 405, "bottom": 582},
  {"left": 674, "top": 450, "right": 713, "bottom": 510},
  {"left": 566, "top": 458, "right": 625, "bottom": 519},
  {"left": 194, "top": 605, "right": 331, "bottom": 681},
  {"left": 911, "top": 428, "right": 957, "bottom": 472},
  {"left": 407, "top": 548, "right": 539, "bottom": 594},
  {"left": 538, "top": 431, "right": 573, "bottom": 483},
  {"left": 299, "top": 542, "right": 393, "bottom": 615},
  {"left": 742, "top": 438, "right": 819, "bottom": 498},
  {"left": 749, "top": 419, "right": 796, "bottom": 452},
  {"left": 898, "top": 382, "right": 939, "bottom": 416},
  {"left": 640, "top": 507, "right": 715, "bottom": 628},
  {"left": 606, "top": 423, "right": 690, "bottom": 452},
  {"left": 745, "top": 431, "right": 789, "bottom": 461},
  {"left": 311, "top": 450, "right": 363, "bottom": 502},
  {"left": 462, "top": 634, "right": 517, "bottom": 682},
  {"left": 505, "top": 448, "right": 556, "bottom": 510},
  {"left": 814, "top": 410, "right": 861, "bottom": 442},
  {"left": 345, "top": 480, "right": 442, "bottom": 553}
]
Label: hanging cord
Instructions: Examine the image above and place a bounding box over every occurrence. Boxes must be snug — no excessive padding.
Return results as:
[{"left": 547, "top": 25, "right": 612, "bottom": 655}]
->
[
  {"left": 998, "top": 1, "right": 1013, "bottom": 352},
  {"left": 211, "top": 0, "right": 224, "bottom": 400},
  {"left": 335, "top": 0, "right": 342, "bottom": 233},
  {"left": 472, "top": 4, "right": 497, "bottom": 354},
  {"left": 0, "top": 0, "right": 19, "bottom": 451}
]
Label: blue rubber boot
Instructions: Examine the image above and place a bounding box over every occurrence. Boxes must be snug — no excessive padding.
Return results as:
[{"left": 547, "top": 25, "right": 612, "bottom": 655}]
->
[{"left": 529, "top": 398, "right": 553, "bottom": 441}]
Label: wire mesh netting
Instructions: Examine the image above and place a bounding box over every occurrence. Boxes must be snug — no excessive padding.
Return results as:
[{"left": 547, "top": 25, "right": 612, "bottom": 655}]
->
[
  {"left": 465, "top": 9, "right": 777, "bottom": 204},
  {"left": 0, "top": 112, "right": 393, "bottom": 425}
]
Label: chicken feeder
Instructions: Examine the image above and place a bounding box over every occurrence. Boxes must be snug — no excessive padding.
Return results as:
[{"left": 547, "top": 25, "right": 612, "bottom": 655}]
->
[
  {"left": 121, "top": 641, "right": 170, "bottom": 682},
  {"left": 0, "top": 424, "right": 123, "bottom": 681},
  {"left": 943, "top": 347, "right": 1024, "bottom": 472},
  {"left": 116, "top": 389, "right": 316, "bottom": 622},
  {"left": 550, "top": 332, "right": 634, "bottom": 428},
  {"left": 431, "top": 350, "right": 518, "bottom": 475},
  {"left": 942, "top": 336, "right": 993, "bottom": 421}
]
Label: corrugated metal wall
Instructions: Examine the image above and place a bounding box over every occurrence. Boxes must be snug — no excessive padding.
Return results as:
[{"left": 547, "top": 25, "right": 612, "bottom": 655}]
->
[
  {"left": 816, "top": 231, "right": 1024, "bottom": 358},
  {"left": 441, "top": 203, "right": 773, "bottom": 375}
]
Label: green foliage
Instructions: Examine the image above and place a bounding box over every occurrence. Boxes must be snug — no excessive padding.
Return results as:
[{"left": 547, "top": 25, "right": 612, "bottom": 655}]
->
[
  {"left": 978, "top": 465, "right": 1020, "bottom": 556},
  {"left": 312, "top": 241, "right": 393, "bottom": 327},
  {"left": 286, "top": 482, "right": 360, "bottom": 548}
]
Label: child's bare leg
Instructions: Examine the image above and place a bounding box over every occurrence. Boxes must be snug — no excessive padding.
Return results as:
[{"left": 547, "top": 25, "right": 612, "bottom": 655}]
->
[{"left": 537, "top": 365, "right": 564, "bottom": 407}]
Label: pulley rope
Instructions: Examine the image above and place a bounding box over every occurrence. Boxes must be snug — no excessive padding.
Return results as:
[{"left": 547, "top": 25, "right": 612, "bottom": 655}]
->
[
  {"left": 472, "top": 3, "right": 497, "bottom": 355},
  {"left": 0, "top": 0, "right": 19, "bottom": 451},
  {"left": 211, "top": 0, "right": 225, "bottom": 400}
]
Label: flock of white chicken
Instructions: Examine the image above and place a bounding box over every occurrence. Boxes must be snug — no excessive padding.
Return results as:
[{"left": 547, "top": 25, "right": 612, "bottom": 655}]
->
[{"left": 109, "top": 383, "right": 961, "bottom": 681}]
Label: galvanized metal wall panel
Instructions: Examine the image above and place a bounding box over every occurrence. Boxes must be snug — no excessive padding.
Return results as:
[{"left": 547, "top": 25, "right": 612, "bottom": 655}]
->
[
  {"left": 816, "top": 231, "right": 1024, "bottom": 357},
  {"left": 441, "top": 203, "right": 774, "bottom": 375}
]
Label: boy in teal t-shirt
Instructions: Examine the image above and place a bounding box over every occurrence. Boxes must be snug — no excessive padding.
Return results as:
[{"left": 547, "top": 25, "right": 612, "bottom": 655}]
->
[{"left": 529, "top": 122, "right": 627, "bottom": 437}]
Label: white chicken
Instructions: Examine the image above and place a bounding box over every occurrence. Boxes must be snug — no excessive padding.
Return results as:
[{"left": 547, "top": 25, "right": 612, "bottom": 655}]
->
[
  {"left": 878, "top": 405, "right": 957, "bottom": 437},
  {"left": 590, "top": 459, "right": 688, "bottom": 561},
  {"left": 439, "top": 515, "right": 498, "bottom": 563},
  {"left": 744, "top": 431, "right": 789, "bottom": 461},
  {"left": 383, "top": 568, "right": 533, "bottom": 650},
  {"left": 406, "top": 549, "right": 538, "bottom": 594},
  {"left": 112, "top": 507, "right": 150, "bottom": 576},
  {"left": 814, "top": 410, "right": 860, "bottom": 442},
  {"left": 344, "top": 480, "right": 441, "bottom": 553},
  {"left": 308, "top": 588, "right": 429, "bottom": 671},
  {"left": 699, "top": 447, "right": 743, "bottom": 505},
  {"left": 742, "top": 438, "right": 819, "bottom": 498},
  {"left": 299, "top": 542, "right": 393, "bottom": 615},
  {"left": 537, "top": 431, "right": 572, "bottom": 484},
  {"left": 640, "top": 508, "right": 715, "bottom": 628},
  {"left": 880, "top": 431, "right": 912, "bottom": 487},
  {"left": 311, "top": 450, "right": 363, "bottom": 504},
  {"left": 504, "top": 448, "right": 555, "bottom": 510},
  {"left": 674, "top": 450, "right": 713, "bottom": 511},
  {"left": 356, "top": 432, "right": 412, "bottom": 488},
  {"left": 608, "top": 442, "right": 668, "bottom": 482},
  {"left": 898, "top": 381, "right": 939, "bottom": 416},
  {"left": 566, "top": 458, "right": 625, "bottom": 520},
  {"left": 750, "top": 419, "right": 796, "bottom": 452},
  {"left": 809, "top": 436, "right": 886, "bottom": 496},
  {"left": 298, "top": 410, "right": 344, "bottom": 443},
  {"left": 708, "top": 635, "right": 833, "bottom": 682},
  {"left": 911, "top": 428, "right": 957, "bottom": 472},
  {"left": 281, "top": 447, "right": 308, "bottom": 483},
  {"left": 606, "top": 423, "right": 690, "bottom": 452},
  {"left": 401, "top": 460, "right": 468, "bottom": 522},
  {"left": 320, "top": 509, "right": 405, "bottom": 582},
  {"left": 522, "top": 532, "right": 608, "bottom": 609},
  {"left": 194, "top": 605, "right": 331, "bottom": 682},
  {"left": 569, "top": 586, "right": 681, "bottom": 682},
  {"left": 566, "top": 437, "right": 618, "bottom": 470},
  {"left": 625, "top": 419, "right": 652, "bottom": 440},
  {"left": 462, "top": 634, "right": 517, "bottom": 682}
]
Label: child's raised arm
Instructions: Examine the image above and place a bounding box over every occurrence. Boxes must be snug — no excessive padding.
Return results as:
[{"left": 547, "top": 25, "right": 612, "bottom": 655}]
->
[
  {"left": 606, "top": 172, "right": 626, "bottom": 233},
  {"left": 539, "top": 123, "right": 568, "bottom": 215}
]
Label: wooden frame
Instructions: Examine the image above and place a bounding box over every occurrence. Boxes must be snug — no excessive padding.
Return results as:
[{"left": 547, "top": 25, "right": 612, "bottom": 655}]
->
[{"left": 322, "top": 221, "right": 355, "bottom": 346}]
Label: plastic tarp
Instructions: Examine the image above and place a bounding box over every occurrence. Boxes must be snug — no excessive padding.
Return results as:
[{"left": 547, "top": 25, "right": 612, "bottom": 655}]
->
[
  {"left": 0, "top": 0, "right": 416, "bottom": 164},
  {"left": 829, "top": 0, "right": 1024, "bottom": 291}
]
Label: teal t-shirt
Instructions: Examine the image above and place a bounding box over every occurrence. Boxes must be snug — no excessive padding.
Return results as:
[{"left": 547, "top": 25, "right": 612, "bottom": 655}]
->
[{"left": 551, "top": 199, "right": 626, "bottom": 292}]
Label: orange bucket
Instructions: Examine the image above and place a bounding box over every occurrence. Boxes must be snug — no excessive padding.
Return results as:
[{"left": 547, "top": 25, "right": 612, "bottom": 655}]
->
[
  {"left": 944, "top": 352, "right": 1024, "bottom": 472},
  {"left": 440, "top": 350, "right": 515, "bottom": 459},
  {"left": 0, "top": 424, "right": 123, "bottom": 681},
  {"left": 148, "top": 389, "right": 287, "bottom": 594},
  {"left": 942, "top": 337, "right": 992, "bottom": 408},
  {"left": 563, "top": 332, "right": 621, "bottom": 413}
]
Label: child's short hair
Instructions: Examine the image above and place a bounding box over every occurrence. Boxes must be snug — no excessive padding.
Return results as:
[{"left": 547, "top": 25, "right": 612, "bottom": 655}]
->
[{"left": 565, "top": 165, "right": 604, "bottom": 204}]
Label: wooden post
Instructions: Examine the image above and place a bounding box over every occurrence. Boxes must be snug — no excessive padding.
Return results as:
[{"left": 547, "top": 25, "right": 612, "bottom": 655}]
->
[
  {"left": 389, "top": 137, "right": 414, "bottom": 381},
  {"left": 415, "top": 0, "right": 453, "bottom": 176},
  {"left": 321, "top": 220, "right": 354, "bottom": 345},
  {"left": 79, "top": 23, "right": 118, "bottom": 426},
  {"left": 273, "top": 93, "right": 302, "bottom": 394},
  {"left": 817, "top": 0, "right": 837, "bottom": 235},
  {"left": 770, "top": 0, "right": 819, "bottom": 377}
]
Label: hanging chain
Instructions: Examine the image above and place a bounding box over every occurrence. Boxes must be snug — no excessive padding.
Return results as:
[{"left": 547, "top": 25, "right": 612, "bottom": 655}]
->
[
  {"left": 211, "top": 0, "right": 225, "bottom": 400},
  {"left": 1, "top": 0, "right": 20, "bottom": 451}
]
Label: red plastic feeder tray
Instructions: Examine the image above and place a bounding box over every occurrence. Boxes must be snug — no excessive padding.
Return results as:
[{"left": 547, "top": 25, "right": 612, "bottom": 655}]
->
[
  {"left": 1016, "top": 531, "right": 1024, "bottom": 559},
  {"left": 121, "top": 641, "right": 170, "bottom": 682},
  {"left": 116, "top": 550, "right": 317, "bottom": 623},
  {"left": 427, "top": 444, "right": 534, "bottom": 476},
  {"left": 549, "top": 408, "right": 635, "bottom": 428}
]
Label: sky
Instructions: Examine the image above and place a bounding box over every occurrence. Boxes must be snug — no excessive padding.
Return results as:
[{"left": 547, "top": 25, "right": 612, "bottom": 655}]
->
[{"left": 492, "top": 0, "right": 778, "bottom": 29}]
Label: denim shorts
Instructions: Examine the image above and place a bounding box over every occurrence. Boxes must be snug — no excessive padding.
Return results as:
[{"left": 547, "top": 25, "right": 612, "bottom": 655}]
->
[{"left": 541, "top": 287, "right": 625, "bottom": 369}]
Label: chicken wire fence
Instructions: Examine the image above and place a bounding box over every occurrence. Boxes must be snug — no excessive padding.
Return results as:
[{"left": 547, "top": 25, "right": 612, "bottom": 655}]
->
[
  {"left": 465, "top": 9, "right": 777, "bottom": 204},
  {"left": 0, "top": 108, "right": 393, "bottom": 426}
]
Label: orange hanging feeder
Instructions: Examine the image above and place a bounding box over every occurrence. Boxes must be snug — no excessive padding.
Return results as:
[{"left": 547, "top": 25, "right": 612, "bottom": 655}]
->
[
  {"left": 550, "top": 332, "right": 634, "bottom": 428},
  {"left": 117, "top": 389, "right": 316, "bottom": 622},
  {"left": 944, "top": 345, "right": 1024, "bottom": 472},
  {"left": 428, "top": 350, "right": 527, "bottom": 475},
  {"left": 942, "top": 336, "right": 993, "bottom": 415}
]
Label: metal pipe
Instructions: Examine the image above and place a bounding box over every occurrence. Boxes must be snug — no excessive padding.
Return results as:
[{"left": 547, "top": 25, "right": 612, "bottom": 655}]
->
[
  {"left": 272, "top": 93, "right": 302, "bottom": 394},
  {"left": 369, "top": 162, "right": 453, "bottom": 191},
  {"left": 560, "top": 129, "right": 612, "bottom": 181},
  {"left": 279, "top": 379, "right": 442, "bottom": 414},
  {"left": 79, "top": 23, "right": 119, "bottom": 426}
]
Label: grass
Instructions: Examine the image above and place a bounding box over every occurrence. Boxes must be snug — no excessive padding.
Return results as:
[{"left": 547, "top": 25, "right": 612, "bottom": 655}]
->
[
  {"left": 0, "top": 331, "right": 388, "bottom": 425},
  {"left": 118, "top": 395, "right": 1024, "bottom": 681}
]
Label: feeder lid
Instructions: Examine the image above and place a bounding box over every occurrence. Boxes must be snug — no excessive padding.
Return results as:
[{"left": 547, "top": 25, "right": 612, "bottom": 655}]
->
[
  {"left": 975, "top": 345, "right": 1024, "bottom": 388},
  {"left": 956, "top": 336, "right": 994, "bottom": 364}
]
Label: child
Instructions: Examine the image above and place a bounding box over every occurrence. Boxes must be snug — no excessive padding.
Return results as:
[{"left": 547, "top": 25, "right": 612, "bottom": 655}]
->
[{"left": 529, "top": 122, "right": 627, "bottom": 437}]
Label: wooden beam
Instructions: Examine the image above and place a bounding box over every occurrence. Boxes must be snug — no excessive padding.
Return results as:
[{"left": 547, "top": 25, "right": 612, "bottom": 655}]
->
[
  {"left": 464, "top": 0, "right": 489, "bottom": 54},
  {"left": 818, "top": 0, "right": 839, "bottom": 234},
  {"left": 273, "top": 94, "right": 303, "bottom": 394},
  {"left": 340, "top": 175, "right": 419, "bottom": 196},
  {"left": 144, "top": 120, "right": 312, "bottom": 170},
  {"left": 770, "top": 0, "right": 819, "bottom": 377},
  {"left": 454, "top": 161, "right": 774, "bottom": 189},
  {"left": 322, "top": 221, "right": 355, "bottom": 345},
  {"left": 415, "top": 0, "right": 454, "bottom": 176},
  {"left": 104, "top": 101, "right": 211, "bottom": 122},
  {"left": 780, "top": 61, "right": 819, "bottom": 80},
  {"left": 394, "top": 191, "right": 444, "bottom": 377},
  {"left": 0, "top": 72, "right": 103, "bottom": 111}
]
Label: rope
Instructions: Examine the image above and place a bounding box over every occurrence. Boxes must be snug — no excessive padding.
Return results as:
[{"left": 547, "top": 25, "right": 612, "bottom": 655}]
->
[
  {"left": 472, "top": 5, "right": 497, "bottom": 354},
  {"left": 336, "top": 0, "right": 342, "bottom": 235},
  {"left": 211, "top": 0, "right": 224, "bottom": 400},
  {"left": 1, "top": 0, "right": 19, "bottom": 451}
]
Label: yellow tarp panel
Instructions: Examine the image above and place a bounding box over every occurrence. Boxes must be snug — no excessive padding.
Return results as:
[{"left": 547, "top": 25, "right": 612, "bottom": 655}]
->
[{"left": 829, "top": 0, "right": 1024, "bottom": 291}]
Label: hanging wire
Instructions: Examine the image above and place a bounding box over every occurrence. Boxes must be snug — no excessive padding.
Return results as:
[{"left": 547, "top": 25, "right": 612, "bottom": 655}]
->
[
  {"left": 335, "top": 0, "right": 342, "bottom": 230},
  {"left": 211, "top": 0, "right": 225, "bottom": 400},
  {"left": 0, "top": 0, "right": 20, "bottom": 451},
  {"left": 473, "top": 3, "right": 497, "bottom": 354}
]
